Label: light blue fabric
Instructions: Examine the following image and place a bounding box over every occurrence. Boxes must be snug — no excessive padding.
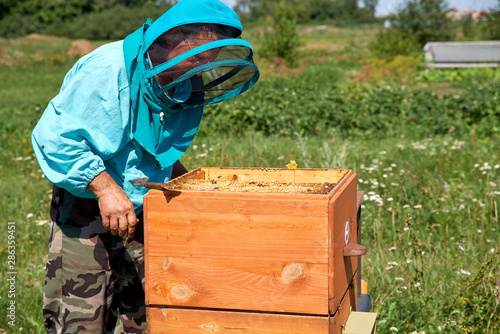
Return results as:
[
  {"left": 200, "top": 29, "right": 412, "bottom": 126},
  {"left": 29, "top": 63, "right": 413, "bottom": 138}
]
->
[
  {"left": 31, "top": 41, "right": 173, "bottom": 212},
  {"left": 123, "top": 0, "right": 258, "bottom": 168},
  {"left": 32, "top": 0, "right": 258, "bottom": 213}
]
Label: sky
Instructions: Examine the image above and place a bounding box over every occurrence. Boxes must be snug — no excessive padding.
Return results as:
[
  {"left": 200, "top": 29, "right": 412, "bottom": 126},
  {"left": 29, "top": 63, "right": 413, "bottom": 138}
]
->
[
  {"left": 376, "top": 0, "right": 498, "bottom": 15},
  {"left": 219, "top": 0, "right": 498, "bottom": 15}
]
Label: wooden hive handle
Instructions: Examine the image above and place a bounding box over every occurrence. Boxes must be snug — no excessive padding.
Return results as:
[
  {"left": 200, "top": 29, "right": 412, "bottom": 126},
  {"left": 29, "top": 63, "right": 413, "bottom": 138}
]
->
[{"left": 344, "top": 243, "right": 368, "bottom": 257}]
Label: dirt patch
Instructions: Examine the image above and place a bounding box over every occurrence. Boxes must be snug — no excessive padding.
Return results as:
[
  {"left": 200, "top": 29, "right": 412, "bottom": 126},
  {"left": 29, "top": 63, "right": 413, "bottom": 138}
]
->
[
  {"left": 67, "top": 39, "right": 95, "bottom": 58},
  {"left": 26, "top": 33, "right": 49, "bottom": 40}
]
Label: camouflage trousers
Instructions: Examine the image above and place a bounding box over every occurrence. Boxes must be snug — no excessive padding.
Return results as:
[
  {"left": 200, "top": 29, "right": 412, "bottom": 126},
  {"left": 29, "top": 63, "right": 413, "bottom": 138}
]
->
[{"left": 43, "top": 186, "right": 146, "bottom": 334}]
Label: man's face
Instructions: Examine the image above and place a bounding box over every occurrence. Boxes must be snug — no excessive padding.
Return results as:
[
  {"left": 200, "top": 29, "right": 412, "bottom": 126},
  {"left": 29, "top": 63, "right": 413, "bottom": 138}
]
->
[{"left": 155, "top": 30, "right": 221, "bottom": 88}]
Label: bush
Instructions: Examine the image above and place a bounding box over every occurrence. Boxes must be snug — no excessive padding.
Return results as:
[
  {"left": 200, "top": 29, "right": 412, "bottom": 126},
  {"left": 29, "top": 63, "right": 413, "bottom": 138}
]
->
[
  {"left": 259, "top": 0, "right": 301, "bottom": 67},
  {"left": 0, "top": 14, "right": 41, "bottom": 38},
  {"left": 480, "top": 1, "right": 500, "bottom": 40},
  {"left": 198, "top": 73, "right": 500, "bottom": 139},
  {"left": 42, "top": 4, "right": 169, "bottom": 40},
  {"left": 370, "top": 28, "right": 421, "bottom": 58},
  {"left": 370, "top": 0, "right": 454, "bottom": 58}
]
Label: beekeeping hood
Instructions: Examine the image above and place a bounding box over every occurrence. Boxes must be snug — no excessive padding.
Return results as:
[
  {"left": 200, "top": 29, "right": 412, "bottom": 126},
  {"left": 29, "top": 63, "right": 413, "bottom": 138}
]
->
[{"left": 123, "top": 0, "right": 259, "bottom": 168}]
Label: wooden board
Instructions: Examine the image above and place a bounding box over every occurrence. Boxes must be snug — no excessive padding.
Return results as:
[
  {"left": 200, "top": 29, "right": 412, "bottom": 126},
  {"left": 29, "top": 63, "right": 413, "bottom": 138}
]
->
[
  {"left": 328, "top": 174, "right": 358, "bottom": 313},
  {"left": 198, "top": 167, "right": 350, "bottom": 185},
  {"left": 147, "top": 308, "right": 330, "bottom": 334},
  {"left": 330, "top": 271, "right": 358, "bottom": 334},
  {"left": 145, "top": 193, "right": 331, "bottom": 315},
  {"left": 147, "top": 257, "right": 328, "bottom": 314}
]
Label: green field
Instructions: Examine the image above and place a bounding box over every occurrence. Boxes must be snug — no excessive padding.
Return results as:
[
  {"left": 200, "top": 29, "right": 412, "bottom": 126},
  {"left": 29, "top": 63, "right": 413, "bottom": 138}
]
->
[{"left": 0, "top": 27, "right": 499, "bottom": 333}]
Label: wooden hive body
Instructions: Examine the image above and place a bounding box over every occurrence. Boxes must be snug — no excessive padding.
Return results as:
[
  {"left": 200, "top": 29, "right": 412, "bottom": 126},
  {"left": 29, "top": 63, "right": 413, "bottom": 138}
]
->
[{"left": 144, "top": 167, "right": 360, "bottom": 333}]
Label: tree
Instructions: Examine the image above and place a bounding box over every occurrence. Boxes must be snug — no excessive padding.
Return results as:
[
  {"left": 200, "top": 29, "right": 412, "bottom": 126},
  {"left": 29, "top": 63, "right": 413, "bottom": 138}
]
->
[
  {"left": 370, "top": 0, "right": 454, "bottom": 57},
  {"left": 394, "top": 0, "right": 454, "bottom": 45}
]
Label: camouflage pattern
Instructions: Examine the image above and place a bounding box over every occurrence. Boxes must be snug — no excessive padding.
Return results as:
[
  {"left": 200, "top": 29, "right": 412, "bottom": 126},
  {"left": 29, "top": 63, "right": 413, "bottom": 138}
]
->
[{"left": 44, "top": 186, "right": 146, "bottom": 333}]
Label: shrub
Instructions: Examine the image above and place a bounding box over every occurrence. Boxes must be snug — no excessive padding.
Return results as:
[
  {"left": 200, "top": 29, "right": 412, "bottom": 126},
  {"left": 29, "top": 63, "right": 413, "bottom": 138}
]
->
[
  {"left": 42, "top": 4, "right": 169, "bottom": 40},
  {"left": 369, "top": 29, "right": 421, "bottom": 58},
  {"left": 259, "top": 0, "right": 301, "bottom": 67},
  {"left": 370, "top": 0, "right": 454, "bottom": 58}
]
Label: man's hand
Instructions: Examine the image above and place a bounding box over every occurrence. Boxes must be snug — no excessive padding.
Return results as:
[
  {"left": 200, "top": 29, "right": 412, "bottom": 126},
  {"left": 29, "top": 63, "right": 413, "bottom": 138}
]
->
[{"left": 87, "top": 171, "right": 137, "bottom": 238}]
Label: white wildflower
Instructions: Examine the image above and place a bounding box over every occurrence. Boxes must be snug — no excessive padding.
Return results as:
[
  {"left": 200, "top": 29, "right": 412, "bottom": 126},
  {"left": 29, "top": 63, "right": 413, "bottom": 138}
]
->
[
  {"left": 390, "top": 327, "right": 398, "bottom": 332},
  {"left": 460, "top": 269, "right": 471, "bottom": 275}
]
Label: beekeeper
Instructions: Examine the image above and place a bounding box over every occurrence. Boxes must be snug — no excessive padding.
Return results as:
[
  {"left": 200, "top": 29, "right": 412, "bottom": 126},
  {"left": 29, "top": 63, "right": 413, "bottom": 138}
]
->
[{"left": 31, "top": 0, "right": 259, "bottom": 332}]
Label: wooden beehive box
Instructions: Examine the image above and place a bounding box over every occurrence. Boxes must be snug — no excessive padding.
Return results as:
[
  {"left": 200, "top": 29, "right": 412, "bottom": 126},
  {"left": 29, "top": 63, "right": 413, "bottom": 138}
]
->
[{"left": 144, "top": 167, "right": 362, "bottom": 334}]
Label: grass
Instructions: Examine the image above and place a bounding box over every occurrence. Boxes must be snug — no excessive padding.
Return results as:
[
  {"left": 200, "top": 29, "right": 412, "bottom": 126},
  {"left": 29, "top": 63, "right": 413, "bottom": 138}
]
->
[{"left": 1, "top": 29, "right": 499, "bottom": 333}]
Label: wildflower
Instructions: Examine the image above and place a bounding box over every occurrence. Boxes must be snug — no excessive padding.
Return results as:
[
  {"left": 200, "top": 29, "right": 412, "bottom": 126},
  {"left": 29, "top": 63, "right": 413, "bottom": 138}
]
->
[
  {"left": 460, "top": 269, "right": 471, "bottom": 275},
  {"left": 477, "top": 229, "right": 482, "bottom": 233},
  {"left": 459, "top": 245, "right": 465, "bottom": 251},
  {"left": 444, "top": 182, "right": 449, "bottom": 189},
  {"left": 385, "top": 266, "right": 394, "bottom": 270},
  {"left": 383, "top": 174, "right": 388, "bottom": 178},
  {"left": 389, "top": 327, "right": 398, "bottom": 332},
  {"left": 421, "top": 251, "right": 425, "bottom": 255},
  {"left": 413, "top": 205, "right": 422, "bottom": 209},
  {"left": 379, "top": 151, "right": 387, "bottom": 155},
  {"left": 286, "top": 160, "right": 297, "bottom": 169},
  {"left": 491, "top": 248, "right": 496, "bottom": 254},
  {"left": 390, "top": 182, "right": 399, "bottom": 186},
  {"left": 395, "top": 277, "right": 404, "bottom": 281},
  {"left": 406, "top": 259, "right": 412, "bottom": 264},
  {"left": 27, "top": 213, "right": 34, "bottom": 219},
  {"left": 391, "top": 163, "right": 397, "bottom": 167},
  {"left": 388, "top": 246, "right": 397, "bottom": 251},
  {"left": 387, "top": 261, "right": 398, "bottom": 266},
  {"left": 494, "top": 164, "right": 500, "bottom": 169},
  {"left": 192, "top": 145, "right": 198, "bottom": 150},
  {"left": 414, "top": 282, "right": 421, "bottom": 288},
  {"left": 403, "top": 204, "right": 410, "bottom": 208}
]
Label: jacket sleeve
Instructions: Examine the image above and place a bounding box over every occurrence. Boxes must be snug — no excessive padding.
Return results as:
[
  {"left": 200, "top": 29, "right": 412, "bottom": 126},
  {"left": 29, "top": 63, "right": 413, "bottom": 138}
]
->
[{"left": 32, "top": 61, "right": 132, "bottom": 194}]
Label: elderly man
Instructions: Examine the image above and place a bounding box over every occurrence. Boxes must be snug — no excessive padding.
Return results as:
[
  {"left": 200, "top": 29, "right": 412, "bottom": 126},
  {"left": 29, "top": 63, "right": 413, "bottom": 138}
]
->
[{"left": 32, "top": 0, "right": 259, "bottom": 332}]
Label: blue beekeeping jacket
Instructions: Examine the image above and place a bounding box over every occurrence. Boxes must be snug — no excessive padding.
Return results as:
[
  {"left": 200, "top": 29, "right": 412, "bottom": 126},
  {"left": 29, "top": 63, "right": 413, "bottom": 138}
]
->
[{"left": 31, "top": 0, "right": 257, "bottom": 213}]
